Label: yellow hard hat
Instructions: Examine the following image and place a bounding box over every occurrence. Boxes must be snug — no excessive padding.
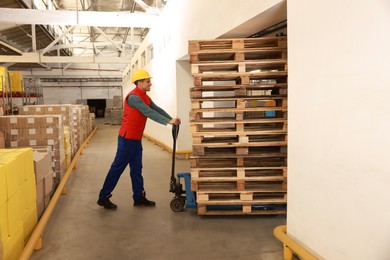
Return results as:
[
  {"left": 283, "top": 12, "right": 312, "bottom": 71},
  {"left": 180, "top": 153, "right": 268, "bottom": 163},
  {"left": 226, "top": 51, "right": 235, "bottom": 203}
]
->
[{"left": 131, "top": 69, "right": 151, "bottom": 83}]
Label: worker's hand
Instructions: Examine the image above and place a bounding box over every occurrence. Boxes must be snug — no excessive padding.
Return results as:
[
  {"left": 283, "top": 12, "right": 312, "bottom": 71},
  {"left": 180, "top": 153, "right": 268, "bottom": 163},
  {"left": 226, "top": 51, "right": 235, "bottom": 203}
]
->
[{"left": 169, "top": 118, "right": 181, "bottom": 125}]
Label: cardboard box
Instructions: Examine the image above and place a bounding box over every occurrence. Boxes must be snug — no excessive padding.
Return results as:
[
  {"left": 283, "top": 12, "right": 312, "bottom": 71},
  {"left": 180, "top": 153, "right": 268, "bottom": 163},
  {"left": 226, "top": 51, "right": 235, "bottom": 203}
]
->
[
  {"left": 36, "top": 180, "right": 44, "bottom": 219},
  {"left": 0, "top": 131, "right": 4, "bottom": 149},
  {"left": 44, "top": 194, "right": 51, "bottom": 208},
  {"left": 33, "top": 150, "right": 51, "bottom": 184},
  {"left": 44, "top": 172, "right": 53, "bottom": 196}
]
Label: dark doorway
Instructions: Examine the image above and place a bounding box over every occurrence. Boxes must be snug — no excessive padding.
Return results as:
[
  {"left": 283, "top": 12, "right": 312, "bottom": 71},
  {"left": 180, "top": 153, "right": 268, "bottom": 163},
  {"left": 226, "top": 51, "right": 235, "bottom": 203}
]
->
[{"left": 87, "top": 99, "right": 106, "bottom": 118}]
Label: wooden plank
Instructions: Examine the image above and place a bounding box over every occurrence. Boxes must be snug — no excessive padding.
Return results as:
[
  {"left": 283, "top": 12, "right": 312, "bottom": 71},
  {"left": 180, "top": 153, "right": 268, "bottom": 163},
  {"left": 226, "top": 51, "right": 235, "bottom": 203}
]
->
[
  {"left": 189, "top": 37, "right": 287, "bottom": 52},
  {"left": 192, "top": 176, "right": 286, "bottom": 182},
  {"left": 190, "top": 49, "right": 287, "bottom": 63},
  {"left": 189, "top": 45, "right": 286, "bottom": 55},
  {"left": 191, "top": 130, "right": 287, "bottom": 136},
  {"left": 190, "top": 117, "right": 287, "bottom": 124},
  {"left": 197, "top": 208, "right": 287, "bottom": 216},
  {"left": 191, "top": 166, "right": 287, "bottom": 173},
  {"left": 190, "top": 83, "right": 288, "bottom": 92},
  {"left": 191, "top": 95, "right": 287, "bottom": 102},
  {"left": 190, "top": 153, "right": 287, "bottom": 168},
  {"left": 196, "top": 190, "right": 287, "bottom": 198},
  {"left": 192, "top": 180, "right": 287, "bottom": 192},
  {"left": 191, "top": 106, "right": 287, "bottom": 113},
  {"left": 192, "top": 141, "right": 287, "bottom": 149},
  {"left": 190, "top": 59, "right": 288, "bottom": 74},
  {"left": 193, "top": 73, "right": 287, "bottom": 86},
  {"left": 192, "top": 135, "right": 287, "bottom": 147},
  {"left": 194, "top": 183, "right": 286, "bottom": 192},
  {"left": 192, "top": 71, "right": 287, "bottom": 79}
]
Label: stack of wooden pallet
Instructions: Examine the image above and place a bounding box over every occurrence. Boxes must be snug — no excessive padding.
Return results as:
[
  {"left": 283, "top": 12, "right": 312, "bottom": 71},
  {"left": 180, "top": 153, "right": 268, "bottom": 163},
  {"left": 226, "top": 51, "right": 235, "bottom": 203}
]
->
[{"left": 188, "top": 36, "right": 288, "bottom": 215}]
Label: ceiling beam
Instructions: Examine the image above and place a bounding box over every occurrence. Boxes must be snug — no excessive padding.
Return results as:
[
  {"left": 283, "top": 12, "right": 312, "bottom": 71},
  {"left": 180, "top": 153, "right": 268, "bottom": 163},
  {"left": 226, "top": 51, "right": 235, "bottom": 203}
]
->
[
  {"left": 0, "top": 8, "right": 157, "bottom": 28},
  {"left": 133, "top": 0, "right": 160, "bottom": 14},
  {"left": 46, "top": 41, "right": 140, "bottom": 51},
  {"left": 41, "top": 25, "right": 76, "bottom": 55},
  {"left": 0, "top": 53, "right": 131, "bottom": 64},
  {"left": 0, "top": 40, "right": 24, "bottom": 54},
  {"left": 94, "top": 27, "right": 125, "bottom": 53},
  {"left": 23, "top": 68, "right": 122, "bottom": 77}
]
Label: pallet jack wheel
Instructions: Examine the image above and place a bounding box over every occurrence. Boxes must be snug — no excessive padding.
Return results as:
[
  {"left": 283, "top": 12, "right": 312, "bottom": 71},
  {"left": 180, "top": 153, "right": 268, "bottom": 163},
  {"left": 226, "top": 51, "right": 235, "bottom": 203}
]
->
[{"left": 170, "top": 197, "right": 185, "bottom": 212}]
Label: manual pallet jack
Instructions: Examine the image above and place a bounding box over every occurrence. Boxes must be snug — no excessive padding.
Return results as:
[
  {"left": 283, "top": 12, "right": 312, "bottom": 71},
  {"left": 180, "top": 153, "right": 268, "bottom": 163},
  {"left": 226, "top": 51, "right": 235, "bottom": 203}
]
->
[{"left": 169, "top": 125, "right": 196, "bottom": 212}]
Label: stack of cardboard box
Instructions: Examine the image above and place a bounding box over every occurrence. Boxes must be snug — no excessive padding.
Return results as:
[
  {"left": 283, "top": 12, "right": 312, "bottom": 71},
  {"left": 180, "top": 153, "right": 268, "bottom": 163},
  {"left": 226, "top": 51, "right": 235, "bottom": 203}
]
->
[
  {"left": 90, "top": 113, "right": 96, "bottom": 128},
  {"left": 19, "top": 104, "right": 74, "bottom": 156},
  {"left": 19, "top": 104, "right": 92, "bottom": 158},
  {"left": 70, "top": 105, "right": 89, "bottom": 152},
  {"left": 63, "top": 126, "right": 72, "bottom": 169},
  {"left": 0, "top": 148, "right": 37, "bottom": 260},
  {"left": 33, "top": 148, "right": 53, "bottom": 218},
  {"left": 0, "top": 115, "right": 65, "bottom": 185},
  {"left": 112, "top": 95, "right": 122, "bottom": 109}
]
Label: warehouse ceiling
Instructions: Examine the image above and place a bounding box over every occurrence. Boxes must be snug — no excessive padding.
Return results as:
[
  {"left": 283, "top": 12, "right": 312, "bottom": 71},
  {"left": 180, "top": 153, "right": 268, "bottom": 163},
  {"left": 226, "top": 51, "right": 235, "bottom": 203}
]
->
[{"left": 0, "top": 0, "right": 166, "bottom": 73}]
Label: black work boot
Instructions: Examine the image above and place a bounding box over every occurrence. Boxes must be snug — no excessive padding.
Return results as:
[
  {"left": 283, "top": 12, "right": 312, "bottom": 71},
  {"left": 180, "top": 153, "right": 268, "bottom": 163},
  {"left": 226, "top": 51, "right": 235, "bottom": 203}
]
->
[
  {"left": 134, "top": 192, "right": 156, "bottom": 207},
  {"left": 97, "top": 194, "right": 117, "bottom": 210}
]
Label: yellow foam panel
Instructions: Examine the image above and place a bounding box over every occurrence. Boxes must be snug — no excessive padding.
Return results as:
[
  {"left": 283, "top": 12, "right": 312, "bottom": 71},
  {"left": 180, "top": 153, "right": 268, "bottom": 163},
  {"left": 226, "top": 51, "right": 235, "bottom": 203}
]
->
[
  {"left": 0, "top": 165, "right": 6, "bottom": 205},
  {"left": 0, "top": 202, "right": 8, "bottom": 243},
  {"left": 7, "top": 190, "right": 22, "bottom": 236},
  {"left": 7, "top": 148, "right": 34, "bottom": 181},
  {"left": 0, "top": 155, "right": 22, "bottom": 199},
  {"left": 22, "top": 203, "right": 37, "bottom": 243},
  {"left": 1, "top": 224, "right": 23, "bottom": 260}
]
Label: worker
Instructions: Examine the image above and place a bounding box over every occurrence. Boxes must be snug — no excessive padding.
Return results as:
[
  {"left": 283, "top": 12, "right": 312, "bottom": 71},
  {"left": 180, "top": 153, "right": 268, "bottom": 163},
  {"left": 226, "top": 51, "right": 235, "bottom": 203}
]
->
[{"left": 97, "top": 69, "right": 181, "bottom": 210}]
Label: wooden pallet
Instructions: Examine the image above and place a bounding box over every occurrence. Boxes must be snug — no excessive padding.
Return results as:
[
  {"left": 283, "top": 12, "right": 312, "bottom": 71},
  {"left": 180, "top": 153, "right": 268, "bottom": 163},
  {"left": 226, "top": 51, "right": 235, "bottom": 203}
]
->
[
  {"left": 190, "top": 83, "right": 288, "bottom": 98},
  {"left": 192, "top": 134, "right": 287, "bottom": 156},
  {"left": 188, "top": 36, "right": 289, "bottom": 216},
  {"left": 191, "top": 129, "right": 287, "bottom": 137},
  {"left": 197, "top": 193, "right": 287, "bottom": 215},
  {"left": 192, "top": 143, "right": 287, "bottom": 156},
  {"left": 190, "top": 148, "right": 287, "bottom": 168},
  {"left": 191, "top": 95, "right": 287, "bottom": 109},
  {"left": 189, "top": 37, "right": 287, "bottom": 52},
  {"left": 193, "top": 71, "right": 287, "bottom": 86},
  {"left": 190, "top": 117, "right": 287, "bottom": 124},
  {"left": 190, "top": 157, "right": 287, "bottom": 168},
  {"left": 192, "top": 178, "right": 286, "bottom": 191},
  {"left": 191, "top": 59, "right": 287, "bottom": 74},
  {"left": 191, "top": 166, "right": 287, "bottom": 178},
  {"left": 190, "top": 118, "right": 287, "bottom": 137},
  {"left": 197, "top": 206, "right": 287, "bottom": 216},
  {"left": 190, "top": 105, "right": 287, "bottom": 116},
  {"left": 190, "top": 111, "right": 287, "bottom": 122},
  {"left": 196, "top": 190, "right": 287, "bottom": 205}
]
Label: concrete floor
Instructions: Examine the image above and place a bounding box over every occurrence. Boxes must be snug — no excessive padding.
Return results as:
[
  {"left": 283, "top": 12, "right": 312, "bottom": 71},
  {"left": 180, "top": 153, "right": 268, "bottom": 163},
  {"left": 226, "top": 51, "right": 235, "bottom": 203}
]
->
[{"left": 30, "top": 120, "right": 286, "bottom": 260}]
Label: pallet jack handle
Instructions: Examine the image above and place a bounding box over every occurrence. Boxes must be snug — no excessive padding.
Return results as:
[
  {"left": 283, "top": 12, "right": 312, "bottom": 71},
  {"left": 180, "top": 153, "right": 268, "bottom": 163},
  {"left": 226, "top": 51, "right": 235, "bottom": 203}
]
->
[{"left": 170, "top": 124, "right": 179, "bottom": 184}]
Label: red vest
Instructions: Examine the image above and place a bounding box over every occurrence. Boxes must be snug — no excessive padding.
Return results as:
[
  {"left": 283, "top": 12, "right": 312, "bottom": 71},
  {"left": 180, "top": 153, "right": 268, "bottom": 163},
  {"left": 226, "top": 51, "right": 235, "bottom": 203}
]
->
[{"left": 119, "top": 86, "right": 151, "bottom": 140}]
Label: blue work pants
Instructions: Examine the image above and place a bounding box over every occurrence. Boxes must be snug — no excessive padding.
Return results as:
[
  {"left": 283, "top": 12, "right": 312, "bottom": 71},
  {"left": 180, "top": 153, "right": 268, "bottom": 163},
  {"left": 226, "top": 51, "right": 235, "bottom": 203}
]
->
[{"left": 99, "top": 135, "right": 144, "bottom": 202}]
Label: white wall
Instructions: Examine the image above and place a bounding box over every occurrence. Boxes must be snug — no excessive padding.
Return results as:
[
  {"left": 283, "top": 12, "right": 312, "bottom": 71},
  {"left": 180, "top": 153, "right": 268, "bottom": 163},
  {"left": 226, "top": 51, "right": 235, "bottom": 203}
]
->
[
  {"left": 43, "top": 86, "right": 122, "bottom": 104},
  {"left": 124, "top": 0, "right": 285, "bottom": 150},
  {"left": 288, "top": 1, "right": 390, "bottom": 259}
]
